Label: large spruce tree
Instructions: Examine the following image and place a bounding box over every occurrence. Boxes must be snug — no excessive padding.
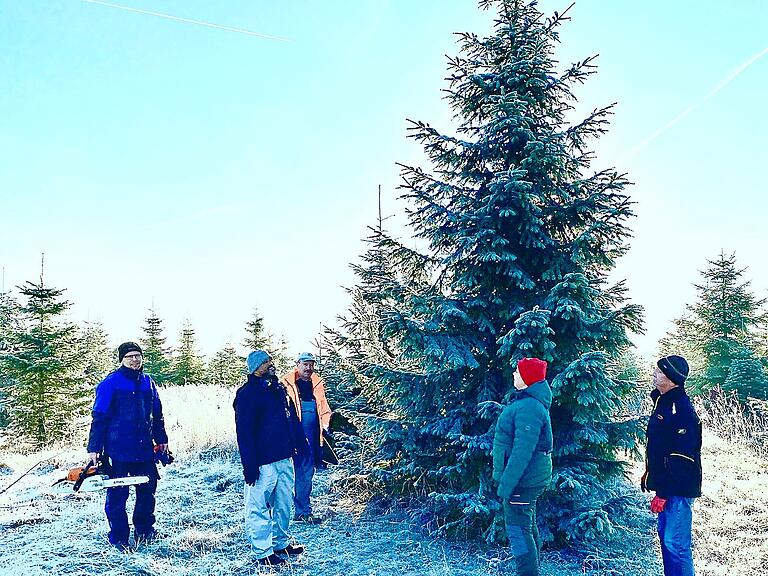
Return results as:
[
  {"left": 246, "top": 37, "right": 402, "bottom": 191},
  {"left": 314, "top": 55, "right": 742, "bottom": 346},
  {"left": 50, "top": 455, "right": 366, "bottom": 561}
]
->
[
  {"left": 329, "top": 0, "right": 643, "bottom": 546},
  {"left": 0, "top": 273, "right": 87, "bottom": 447}
]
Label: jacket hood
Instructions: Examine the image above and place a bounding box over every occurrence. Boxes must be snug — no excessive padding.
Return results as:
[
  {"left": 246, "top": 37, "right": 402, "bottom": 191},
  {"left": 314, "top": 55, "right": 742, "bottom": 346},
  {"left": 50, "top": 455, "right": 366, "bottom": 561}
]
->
[{"left": 518, "top": 379, "right": 552, "bottom": 409}]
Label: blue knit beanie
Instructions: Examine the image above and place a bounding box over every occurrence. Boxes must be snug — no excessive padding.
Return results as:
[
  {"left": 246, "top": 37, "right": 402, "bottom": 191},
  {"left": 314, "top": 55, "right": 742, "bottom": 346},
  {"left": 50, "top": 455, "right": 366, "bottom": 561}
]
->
[{"left": 247, "top": 350, "right": 271, "bottom": 374}]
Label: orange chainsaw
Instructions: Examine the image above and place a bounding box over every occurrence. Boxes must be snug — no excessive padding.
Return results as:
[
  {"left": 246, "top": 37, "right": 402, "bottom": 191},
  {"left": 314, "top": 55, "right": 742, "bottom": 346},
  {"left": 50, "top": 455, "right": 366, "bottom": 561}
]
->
[{"left": 51, "top": 459, "right": 149, "bottom": 494}]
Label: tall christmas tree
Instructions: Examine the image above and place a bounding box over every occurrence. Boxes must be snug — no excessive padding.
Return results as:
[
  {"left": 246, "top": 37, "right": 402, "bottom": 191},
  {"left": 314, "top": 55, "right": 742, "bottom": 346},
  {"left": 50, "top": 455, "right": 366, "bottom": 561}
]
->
[
  {"left": 0, "top": 268, "right": 87, "bottom": 447},
  {"left": 171, "top": 320, "right": 206, "bottom": 385},
  {"left": 329, "top": 0, "right": 643, "bottom": 546},
  {"left": 140, "top": 308, "right": 173, "bottom": 385}
]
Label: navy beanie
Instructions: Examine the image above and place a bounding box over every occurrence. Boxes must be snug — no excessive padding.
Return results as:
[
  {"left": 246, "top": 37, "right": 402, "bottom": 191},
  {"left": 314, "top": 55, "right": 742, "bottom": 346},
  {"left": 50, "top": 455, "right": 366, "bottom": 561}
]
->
[
  {"left": 657, "top": 355, "right": 689, "bottom": 386},
  {"left": 118, "top": 341, "right": 142, "bottom": 362},
  {"left": 247, "top": 350, "right": 271, "bottom": 374}
]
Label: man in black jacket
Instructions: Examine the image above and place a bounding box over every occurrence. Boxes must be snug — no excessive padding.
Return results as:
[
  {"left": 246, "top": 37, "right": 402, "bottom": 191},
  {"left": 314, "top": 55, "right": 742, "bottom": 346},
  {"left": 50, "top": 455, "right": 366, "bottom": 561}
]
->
[
  {"left": 642, "top": 355, "right": 701, "bottom": 576},
  {"left": 234, "top": 350, "right": 307, "bottom": 567}
]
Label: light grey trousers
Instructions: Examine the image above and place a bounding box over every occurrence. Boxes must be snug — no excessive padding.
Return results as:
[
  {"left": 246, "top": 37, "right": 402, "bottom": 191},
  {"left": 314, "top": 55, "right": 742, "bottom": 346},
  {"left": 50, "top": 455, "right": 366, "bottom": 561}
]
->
[{"left": 244, "top": 457, "right": 295, "bottom": 558}]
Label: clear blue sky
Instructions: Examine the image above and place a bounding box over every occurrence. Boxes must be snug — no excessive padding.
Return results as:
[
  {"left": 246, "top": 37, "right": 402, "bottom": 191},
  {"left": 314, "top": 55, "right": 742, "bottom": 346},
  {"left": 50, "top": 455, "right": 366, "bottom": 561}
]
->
[{"left": 1, "top": 0, "right": 766, "bottom": 360}]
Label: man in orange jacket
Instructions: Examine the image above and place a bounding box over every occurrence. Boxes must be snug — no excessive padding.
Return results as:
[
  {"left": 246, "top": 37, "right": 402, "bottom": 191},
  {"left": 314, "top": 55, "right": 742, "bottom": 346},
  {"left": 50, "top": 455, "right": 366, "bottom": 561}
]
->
[{"left": 280, "top": 352, "right": 333, "bottom": 523}]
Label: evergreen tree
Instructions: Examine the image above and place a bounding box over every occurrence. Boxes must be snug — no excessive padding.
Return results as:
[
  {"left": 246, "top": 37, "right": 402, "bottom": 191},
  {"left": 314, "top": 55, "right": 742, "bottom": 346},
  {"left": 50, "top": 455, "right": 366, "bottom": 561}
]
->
[
  {"left": 0, "top": 274, "right": 87, "bottom": 447},
  {"left": 206, "top": 342, "right": 245, "bottom": 387},
  {"left": 329, "top": 0, "right": 643, "bottom": 546},
  {"left": 663, "top": 252, "right": 767, "bottom": 398},
  {"left": 725, "top": 350, "right": 768, "bottom": 400},
  {"left": 243, "top": 308, "right": 271, "bottom": 350},
  {"left": 242, "top": 308, "right": 291, "bottom": 374},
  {"left": 171, "top": 320, "right": 206, "bottom": 385},
  {"left": 0, "top": 290, "right": 22, "bottom": 429},
  {"left": 140, "top": 308, "right": 173, "bottom": 385},
  {"left": 79, "top": 321, "right": 114, "bottom": 393}
]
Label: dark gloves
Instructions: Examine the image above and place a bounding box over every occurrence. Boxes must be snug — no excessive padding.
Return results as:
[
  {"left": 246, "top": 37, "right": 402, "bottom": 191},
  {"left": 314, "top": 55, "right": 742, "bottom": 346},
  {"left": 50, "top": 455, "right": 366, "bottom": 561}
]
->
[
  {"left": 244, "top": 466, "right": 260, "bottom": 486},
  {"left": 322, "top": 428, "right": 333, "bottom": 442},
  {"left": 650, "top": 496, "right": 667, "bottom": 513},
  {"left": 154, "top": 445, "right": 175, "bottom": 467}
]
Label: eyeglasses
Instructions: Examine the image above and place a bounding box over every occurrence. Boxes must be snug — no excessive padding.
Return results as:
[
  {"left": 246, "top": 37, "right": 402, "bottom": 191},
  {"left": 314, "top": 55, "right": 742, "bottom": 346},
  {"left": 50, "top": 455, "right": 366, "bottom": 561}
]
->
[{"left": 124, "top": 353, "right": 142, "bottom": 360}]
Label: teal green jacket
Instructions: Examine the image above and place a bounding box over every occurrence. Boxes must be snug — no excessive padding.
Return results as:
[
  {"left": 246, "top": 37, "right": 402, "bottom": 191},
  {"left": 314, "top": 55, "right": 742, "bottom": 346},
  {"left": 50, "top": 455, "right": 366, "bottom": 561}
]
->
[{"left": 492, "top": 379, "right": 553, "bottom": 501}]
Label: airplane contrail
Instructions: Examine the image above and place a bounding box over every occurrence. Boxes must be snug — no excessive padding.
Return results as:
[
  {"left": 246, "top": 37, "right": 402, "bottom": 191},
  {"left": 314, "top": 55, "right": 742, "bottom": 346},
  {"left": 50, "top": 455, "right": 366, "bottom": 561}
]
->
[
  {"left": 619, "top": 45, "right": 768, "bottom": 162},
  {"left": 81, "top": 0, "right": 289, "bottom": 41}
]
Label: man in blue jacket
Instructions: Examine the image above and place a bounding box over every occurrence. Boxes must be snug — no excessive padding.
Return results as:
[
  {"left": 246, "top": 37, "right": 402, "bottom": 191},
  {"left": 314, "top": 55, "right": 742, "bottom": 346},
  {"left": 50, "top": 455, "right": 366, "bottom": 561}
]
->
[
  {"left": 87, "top": 341, "right": 169, "bottom": 551},
  {"left": 234, "top": 349, "right": 308, "bottom": 567},
  {"left": 642, "top": 355, "right": 702, "bottom": 576}
]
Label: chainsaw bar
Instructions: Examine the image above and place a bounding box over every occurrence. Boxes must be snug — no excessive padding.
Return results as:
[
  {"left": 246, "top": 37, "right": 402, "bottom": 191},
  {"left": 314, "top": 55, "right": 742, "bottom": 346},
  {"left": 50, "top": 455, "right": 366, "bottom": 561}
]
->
[{"left": 51, "top": 474, "right": 150, "bottom": 494}]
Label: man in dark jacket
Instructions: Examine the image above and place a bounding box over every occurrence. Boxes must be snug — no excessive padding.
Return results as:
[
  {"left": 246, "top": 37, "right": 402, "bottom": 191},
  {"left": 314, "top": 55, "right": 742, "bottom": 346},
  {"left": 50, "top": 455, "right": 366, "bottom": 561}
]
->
[
  {"left": 234, "top": 349, "right": 307, "bottom": 567},
  {"left": 642, "top": 355, "right": 701, "bottom": 576},
  {"left": 492, "top": 357, "right": 553, "bottom": 576},
  {"left": 87, "top": 341, "right": 169, "bottom": 551}
]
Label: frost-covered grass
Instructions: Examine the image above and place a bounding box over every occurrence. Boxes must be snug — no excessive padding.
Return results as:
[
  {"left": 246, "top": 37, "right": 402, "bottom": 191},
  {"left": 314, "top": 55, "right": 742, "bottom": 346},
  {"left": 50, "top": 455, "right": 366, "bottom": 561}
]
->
[{"left": 1, "top": 385, "right": 766, "bottom": 575}]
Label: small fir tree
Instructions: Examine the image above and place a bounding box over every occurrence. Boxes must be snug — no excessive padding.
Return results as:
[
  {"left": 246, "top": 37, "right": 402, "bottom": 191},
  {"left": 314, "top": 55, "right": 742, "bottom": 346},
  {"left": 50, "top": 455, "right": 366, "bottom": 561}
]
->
[
  {"left": 242, "top": 308, "right": 291, "bottom": 374},
  {"left": 243, "top": 308, "right": 271, "bottom": 350},
  {"left": 79, "top": 321, "right": 114, "bottom": 393},
  {"left": 328, "top": 0, "right": 644, "bottom": 547},
  {"left": 206, "top": 342, "right": 245, "bottom": 387},
  {"left": 725, "top": 350, "right": 768, "bottom": 401},
  {"left": 0, "top": 290, "right": 22, "bottom": 429},
  {"left": 663, "top": 252, "right": 767, "bottom": 398},
  {"left": 140, "top": 308, "right": 173, "bottom": 385},
  {"left": 171, "top": 320, "right": 206, "bottom": 385},
  {"left": 0, "top": 272, "right": 87, "bottom": 447}
]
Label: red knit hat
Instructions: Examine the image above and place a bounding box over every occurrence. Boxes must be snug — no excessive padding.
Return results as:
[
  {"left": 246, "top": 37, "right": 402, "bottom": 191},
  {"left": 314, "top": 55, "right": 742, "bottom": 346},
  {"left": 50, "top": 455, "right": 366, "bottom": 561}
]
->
[{"left": 517, "top": 357, "right": 547, "bottom": 386}]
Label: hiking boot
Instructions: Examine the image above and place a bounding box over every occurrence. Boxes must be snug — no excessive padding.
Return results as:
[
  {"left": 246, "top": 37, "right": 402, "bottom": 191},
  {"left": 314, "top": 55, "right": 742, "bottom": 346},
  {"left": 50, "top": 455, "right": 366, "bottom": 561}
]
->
[
  {"left": 274, "top": 543, "right": 305, "bottom": 556},
  {"left": 294, "top": 513, "right": 322, "bottom": 524},
  {"left": 257, "top": 553, "right": 287, "bottom": 566}
]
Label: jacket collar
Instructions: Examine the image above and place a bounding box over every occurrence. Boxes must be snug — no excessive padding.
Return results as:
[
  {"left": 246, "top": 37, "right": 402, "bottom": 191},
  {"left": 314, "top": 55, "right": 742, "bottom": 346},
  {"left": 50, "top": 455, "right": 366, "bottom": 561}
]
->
[
  {"left": 650, "top": 386, "right": 685, "bottom": 404},
  {"left": 515, "top": 379, "right": 553, "bottom": 409},
  {"left": 118, "top": 365, "right": 143, "bottom": 381}
]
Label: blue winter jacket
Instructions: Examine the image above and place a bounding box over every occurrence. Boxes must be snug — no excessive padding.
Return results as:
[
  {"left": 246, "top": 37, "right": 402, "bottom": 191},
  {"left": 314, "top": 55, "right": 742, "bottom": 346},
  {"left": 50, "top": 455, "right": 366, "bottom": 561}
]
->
[
  {"left": 87, "top": 366, "right": 168, "bottom": 462},
  {"left": 234, "top": 374, "right": 308, "bottom": 484}
]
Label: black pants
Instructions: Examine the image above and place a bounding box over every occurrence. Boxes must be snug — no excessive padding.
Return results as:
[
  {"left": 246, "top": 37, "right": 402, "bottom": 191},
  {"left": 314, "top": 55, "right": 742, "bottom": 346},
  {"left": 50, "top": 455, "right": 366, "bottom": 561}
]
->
[{"left": 104, "top": 460, "right": 159, "bottom": 545}]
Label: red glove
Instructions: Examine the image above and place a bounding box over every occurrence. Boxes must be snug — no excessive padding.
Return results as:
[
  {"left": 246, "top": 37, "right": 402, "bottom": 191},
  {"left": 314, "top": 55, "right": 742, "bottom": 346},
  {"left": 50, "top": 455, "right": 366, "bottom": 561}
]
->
[{"left": 650, "top": 496, "right": 667, "bottom": 513}]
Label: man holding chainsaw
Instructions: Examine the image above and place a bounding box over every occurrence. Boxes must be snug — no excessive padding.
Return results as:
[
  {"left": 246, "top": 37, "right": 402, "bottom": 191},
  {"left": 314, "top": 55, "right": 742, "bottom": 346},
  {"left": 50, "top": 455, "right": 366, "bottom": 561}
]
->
[{"left": 87, "top": 341, "right": 169, "bottom": 551}]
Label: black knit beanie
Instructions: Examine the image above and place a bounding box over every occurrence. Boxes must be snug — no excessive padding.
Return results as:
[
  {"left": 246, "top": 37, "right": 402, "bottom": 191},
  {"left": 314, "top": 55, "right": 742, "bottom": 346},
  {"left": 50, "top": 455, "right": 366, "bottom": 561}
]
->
[
  {"left": 657, "top": 355, "right": 689, "bottom": 386},
  {"left": 118, "top": 341, "right": 143, "bottom": 362}
]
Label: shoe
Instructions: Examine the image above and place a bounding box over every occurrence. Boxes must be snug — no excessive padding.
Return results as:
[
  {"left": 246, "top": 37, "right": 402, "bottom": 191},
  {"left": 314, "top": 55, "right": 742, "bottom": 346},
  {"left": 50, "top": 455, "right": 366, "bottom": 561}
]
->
[
  {"left": 294, "top": 514, "right": 322, "bottom": 524},
  {"left": 256, "top": 553, "right": 287, "bottom": 566},
  {"left": 274, "top": 543, "right": 305, "bottom": 556}
]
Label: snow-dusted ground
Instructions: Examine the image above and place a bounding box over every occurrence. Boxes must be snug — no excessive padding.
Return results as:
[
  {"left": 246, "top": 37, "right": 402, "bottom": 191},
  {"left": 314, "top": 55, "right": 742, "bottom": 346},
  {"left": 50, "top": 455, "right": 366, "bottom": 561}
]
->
[
  {"left": 2, "top": 385, "right": 764, "bottom": 575},
  {"left": 0, "top": 448, "right": 555, "bottom": 576}
]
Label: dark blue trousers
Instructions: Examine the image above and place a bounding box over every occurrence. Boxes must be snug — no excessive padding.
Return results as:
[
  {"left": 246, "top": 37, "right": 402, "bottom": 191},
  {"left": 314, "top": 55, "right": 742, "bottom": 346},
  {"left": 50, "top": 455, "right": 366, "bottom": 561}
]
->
[{"left": 104, "top": 460, "right": 159, "bottom": 545}]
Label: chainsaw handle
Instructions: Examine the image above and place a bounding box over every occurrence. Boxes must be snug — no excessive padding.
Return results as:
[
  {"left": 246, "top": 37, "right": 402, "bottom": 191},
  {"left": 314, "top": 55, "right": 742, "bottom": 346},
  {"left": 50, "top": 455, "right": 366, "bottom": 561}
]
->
[{"left": 73, "top": 461, "right": 96, "bottom": 492}]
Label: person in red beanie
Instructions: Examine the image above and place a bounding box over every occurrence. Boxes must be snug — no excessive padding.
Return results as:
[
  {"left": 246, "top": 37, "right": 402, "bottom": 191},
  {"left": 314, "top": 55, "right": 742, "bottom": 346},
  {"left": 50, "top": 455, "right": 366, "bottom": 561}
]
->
[{"left": 492, "top": 357, "right": 553, "bottom": 576}]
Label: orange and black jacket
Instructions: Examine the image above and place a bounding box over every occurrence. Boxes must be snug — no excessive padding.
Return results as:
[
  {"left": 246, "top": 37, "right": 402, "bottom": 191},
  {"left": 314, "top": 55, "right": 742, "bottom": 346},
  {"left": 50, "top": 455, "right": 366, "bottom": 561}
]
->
[
  {"left": 280, "top": 371, "right": 333, "bottom": 445},
  {"left": 644, "top": 387, "right": 702, "bottom": 499}
]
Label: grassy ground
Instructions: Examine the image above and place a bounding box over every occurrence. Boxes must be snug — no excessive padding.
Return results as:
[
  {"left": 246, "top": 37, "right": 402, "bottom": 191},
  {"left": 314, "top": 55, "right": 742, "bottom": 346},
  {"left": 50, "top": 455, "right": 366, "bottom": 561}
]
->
[{"left": 1, "top": 385, "right": 765, "bottom": 575}]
